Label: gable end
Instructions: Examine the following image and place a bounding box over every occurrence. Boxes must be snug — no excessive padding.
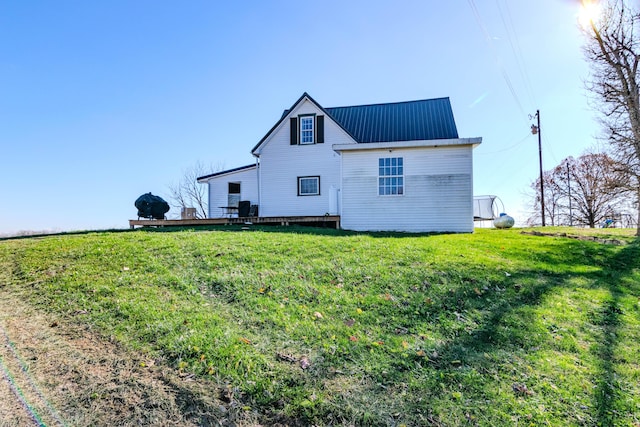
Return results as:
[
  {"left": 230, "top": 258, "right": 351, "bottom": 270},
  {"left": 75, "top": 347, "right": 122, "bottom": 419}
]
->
[{"left": 252, "top": 92, "right": 357, "bottom": 155}]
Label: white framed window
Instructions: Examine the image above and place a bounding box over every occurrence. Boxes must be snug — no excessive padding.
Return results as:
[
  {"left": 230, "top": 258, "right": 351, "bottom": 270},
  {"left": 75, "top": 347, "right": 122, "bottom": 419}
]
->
[
  {"left": 378, "top": 157, "right": 404, "bottom": 195},
  {"left": 298, "top": 176, "right": 320, "bottom": 196},
  {"left": 299, "top": 116, "right": 314, "bottom": 144}
]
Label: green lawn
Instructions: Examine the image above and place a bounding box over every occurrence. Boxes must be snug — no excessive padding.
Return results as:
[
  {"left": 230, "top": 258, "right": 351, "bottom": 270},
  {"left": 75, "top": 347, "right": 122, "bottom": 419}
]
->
[{"left": 1, "top": 226, "right": 639, "bottom": 426}]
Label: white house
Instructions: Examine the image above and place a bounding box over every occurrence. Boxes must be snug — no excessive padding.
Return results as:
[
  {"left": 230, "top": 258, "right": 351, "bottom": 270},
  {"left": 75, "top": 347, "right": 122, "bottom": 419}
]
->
[{"left": 197, "top": 93, "right": 482, "bottom": 232}]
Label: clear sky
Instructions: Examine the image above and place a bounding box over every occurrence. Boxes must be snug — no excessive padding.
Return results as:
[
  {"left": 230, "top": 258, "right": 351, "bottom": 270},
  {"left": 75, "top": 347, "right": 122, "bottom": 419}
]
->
[{"left": 1, "top": 0, "right": 596, "bottom": 235}]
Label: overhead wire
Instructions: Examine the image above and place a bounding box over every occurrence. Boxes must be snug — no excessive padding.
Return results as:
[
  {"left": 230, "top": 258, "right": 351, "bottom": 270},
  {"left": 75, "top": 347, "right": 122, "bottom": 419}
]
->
[
  {"left": 499, "top": 0, "right": 560, "bottom": 172},
  {"left": 467, "top": 0, "right": 530, "bottom": 126},
  {"left": 475, "top": 132, "right": 532, "bottom": 155},
  {"left": 499, "top": 0, "right": 538, "bottom": 108},
  {"left": 541, "top": 132, "right": 560, "bottom": 165},
  {"left": 475, "top": 135, "right": 536, "bottom": 197},
  {"left": 466, "top": 0, "right": 568, "bottom": 207},
  {"left": 468, "top": 0, "right": 555, "bottom": 178},
  {"left": 498, "top": 0, "right": 552, "bottom": 169}
]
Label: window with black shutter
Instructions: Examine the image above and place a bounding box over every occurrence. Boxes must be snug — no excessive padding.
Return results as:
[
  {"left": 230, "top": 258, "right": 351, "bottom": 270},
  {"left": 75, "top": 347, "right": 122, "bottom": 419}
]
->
[
  {"left": 290, "top": 117, "right": 298, "bottom": 145},
  {"left": 316, "top": 115, "right": 324, "bottom": 143},
  {"left": 290, "top": 115, "right": 324, "bottom": 145}
]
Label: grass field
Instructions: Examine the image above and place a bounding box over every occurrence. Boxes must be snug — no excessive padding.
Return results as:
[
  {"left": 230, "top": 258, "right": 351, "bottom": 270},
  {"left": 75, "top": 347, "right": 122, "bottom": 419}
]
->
[{"left": 1, "top": 226, "right": 639, "bottom": 426}]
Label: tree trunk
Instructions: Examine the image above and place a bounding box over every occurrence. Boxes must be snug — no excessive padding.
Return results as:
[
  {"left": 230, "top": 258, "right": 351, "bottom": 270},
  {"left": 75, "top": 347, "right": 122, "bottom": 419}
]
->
[{"left": 636, "top": 189, "right": 640, "bottom": 236}]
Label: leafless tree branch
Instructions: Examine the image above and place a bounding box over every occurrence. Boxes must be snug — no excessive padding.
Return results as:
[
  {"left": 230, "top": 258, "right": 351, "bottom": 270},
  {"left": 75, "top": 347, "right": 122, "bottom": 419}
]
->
[
  {"left": 167, "top": 161, "right": 224, "bottom": 219},
  {"left": 583, "top": 0, "right": 640, "bottom": 233}
]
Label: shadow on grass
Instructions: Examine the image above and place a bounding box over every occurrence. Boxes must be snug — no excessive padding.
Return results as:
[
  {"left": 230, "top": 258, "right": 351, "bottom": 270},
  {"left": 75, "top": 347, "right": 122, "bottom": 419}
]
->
[
  {"left": 594, "top": 296, "right": 623, "bottom": 426},
  {"left": 391, "top": 236, "right": 639, "bottom": 425},
  {"left": 590, "top": 240, "right": 639, "bottom": 426}
]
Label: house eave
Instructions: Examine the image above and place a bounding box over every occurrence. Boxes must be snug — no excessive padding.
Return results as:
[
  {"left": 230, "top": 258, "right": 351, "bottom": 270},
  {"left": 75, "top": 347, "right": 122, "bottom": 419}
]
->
[
  {"left": 196, "top": 164, "right": 257, "bottom": 183},
  {"left": 332, "top": 137, "right": 482, "bottom": 152}
]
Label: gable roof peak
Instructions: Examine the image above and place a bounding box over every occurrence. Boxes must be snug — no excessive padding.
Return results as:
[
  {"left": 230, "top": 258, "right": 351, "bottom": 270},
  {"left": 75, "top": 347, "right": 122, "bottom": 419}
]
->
[
  {"left": 253, "top": 93, "right": 459, "bottom": 154},
  {"left": 252, "top": 92, "right": 343, "bottom": 155},
  {"left": 329, "top": 96, "right": 451, "bottom": 110}
]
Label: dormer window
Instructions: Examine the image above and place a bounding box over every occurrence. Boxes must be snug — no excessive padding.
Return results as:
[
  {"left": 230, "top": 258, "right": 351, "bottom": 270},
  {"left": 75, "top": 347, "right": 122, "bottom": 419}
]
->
[
  {"left": 300, "top": 116, "right": 314, "bottom": 144},
  {"left": 290, "top": 115, "right": 324, "bottom": 145}
]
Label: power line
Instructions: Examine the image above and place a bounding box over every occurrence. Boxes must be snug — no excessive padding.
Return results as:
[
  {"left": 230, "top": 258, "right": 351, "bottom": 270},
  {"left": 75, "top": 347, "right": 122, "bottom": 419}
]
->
[
  {"left": 541, "top": 132, "right": 559, "bottom": 165},
  {"left": 475, "top": 147, "right": 534, "bottom": 194},
  {"left": 467, "top": 0, "right": 529, "bottom": 125},
  {"left": 475, "top": 132, "right": 531, "bottom": 155},
  {"left": 499, "top": 0, "right": 538, "bottom": 108}
]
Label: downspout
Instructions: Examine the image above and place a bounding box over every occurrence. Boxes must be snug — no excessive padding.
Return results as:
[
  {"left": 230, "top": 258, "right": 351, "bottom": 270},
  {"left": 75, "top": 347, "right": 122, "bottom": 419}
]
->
[
  {"left": 337, "top": 150, "right": 343, "bottom": 222},
  {"left": 470, "top": 144, "right": 474, "bottom": 232},
  {"left": 255, "top": 155, "right": 261, "bottom": 215}
]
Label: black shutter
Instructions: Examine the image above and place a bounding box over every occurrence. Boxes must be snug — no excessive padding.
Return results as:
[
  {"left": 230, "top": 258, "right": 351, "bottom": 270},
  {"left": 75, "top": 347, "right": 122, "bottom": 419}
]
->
[
  {"left": 316, "top": 115, "right": 324, "bottom": 143},
  {"left": 290, "top": 118, "right": 298, "bottom": 145}
]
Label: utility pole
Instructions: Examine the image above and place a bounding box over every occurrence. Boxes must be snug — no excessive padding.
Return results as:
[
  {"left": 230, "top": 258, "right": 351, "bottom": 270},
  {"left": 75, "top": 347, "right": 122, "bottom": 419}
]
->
[{"left": 531, "top": 110, "right": 545, "bottom": 226}]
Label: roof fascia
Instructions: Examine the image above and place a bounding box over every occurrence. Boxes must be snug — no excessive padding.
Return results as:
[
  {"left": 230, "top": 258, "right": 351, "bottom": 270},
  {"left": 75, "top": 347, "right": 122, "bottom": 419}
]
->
[
  {"left": 196, "top": 164, "right": 257, "bottom": 183},
  {"left": 332, "top": 137, "right": 482, "bottom": 152}
]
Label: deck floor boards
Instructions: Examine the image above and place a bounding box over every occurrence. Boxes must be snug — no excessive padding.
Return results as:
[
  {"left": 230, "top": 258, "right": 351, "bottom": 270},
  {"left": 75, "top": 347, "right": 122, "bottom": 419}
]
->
[{"left": 129, "top": 216, "right": 340, "bottom": 229}]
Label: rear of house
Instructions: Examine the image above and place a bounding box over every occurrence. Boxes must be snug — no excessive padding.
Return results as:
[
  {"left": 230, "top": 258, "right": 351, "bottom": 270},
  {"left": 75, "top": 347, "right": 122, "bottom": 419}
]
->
[{"left": 198, "top": 93, "right": 482, "bottom": 233}]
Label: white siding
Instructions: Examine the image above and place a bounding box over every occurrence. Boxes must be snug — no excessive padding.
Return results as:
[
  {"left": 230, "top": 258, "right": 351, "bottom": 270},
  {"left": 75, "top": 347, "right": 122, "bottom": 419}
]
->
[
  {"left": 204, "top": 167, "right": 259, "bottom": 218},
  {"left": 258, "top": 99, "right": 355, "bottom": 216},
  {"left": 340, "top": 145, "right": 475, "bottom": 232}
]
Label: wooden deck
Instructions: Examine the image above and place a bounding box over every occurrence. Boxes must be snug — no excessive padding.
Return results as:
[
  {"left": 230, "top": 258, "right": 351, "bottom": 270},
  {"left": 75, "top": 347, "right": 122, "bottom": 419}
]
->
[{"left": 129, "top": 215, "right": 341, "bottom": 229}]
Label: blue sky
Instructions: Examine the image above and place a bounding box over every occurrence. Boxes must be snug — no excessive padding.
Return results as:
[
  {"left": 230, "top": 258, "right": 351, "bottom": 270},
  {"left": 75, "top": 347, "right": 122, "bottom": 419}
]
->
[{"left": 1, "top": 0, "right": 596, "bottom": 234}]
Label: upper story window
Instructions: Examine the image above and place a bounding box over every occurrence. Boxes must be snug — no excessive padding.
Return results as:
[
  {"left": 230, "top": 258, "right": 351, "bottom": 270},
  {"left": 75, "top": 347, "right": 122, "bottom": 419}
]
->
[
  {"left": 300, "top": 116, "right": 314, "bottom": 144},
  {"left": 378, "top": 157, "right": 404, "bottom": 195},
  {"left": 290, "top": 115, "right": 324, "bottom": 145}
]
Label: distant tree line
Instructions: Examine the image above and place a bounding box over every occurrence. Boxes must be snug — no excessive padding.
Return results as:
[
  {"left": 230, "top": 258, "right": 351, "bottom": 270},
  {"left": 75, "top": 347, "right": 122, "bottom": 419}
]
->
[{"left": 528, "top": 150, "right": 637, "bottom": 228}]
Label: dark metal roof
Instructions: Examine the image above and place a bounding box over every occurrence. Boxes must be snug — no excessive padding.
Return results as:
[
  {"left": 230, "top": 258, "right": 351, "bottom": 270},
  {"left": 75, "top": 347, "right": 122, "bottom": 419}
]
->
[
  {"left": 251, "top": 93, "right": 459, "bottom": 154},
  {"left": 197, "top": 164, "right": 256, "bottom": 182},
  {"left": 326, "top": 97, "right": 458, "bottom": 143}
]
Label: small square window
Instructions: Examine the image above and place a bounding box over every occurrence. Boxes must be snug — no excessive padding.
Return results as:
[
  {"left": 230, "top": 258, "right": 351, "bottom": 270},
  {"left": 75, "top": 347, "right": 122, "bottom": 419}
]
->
[{"left": 298, "top": 176, "right": 320, "bottom": 196}]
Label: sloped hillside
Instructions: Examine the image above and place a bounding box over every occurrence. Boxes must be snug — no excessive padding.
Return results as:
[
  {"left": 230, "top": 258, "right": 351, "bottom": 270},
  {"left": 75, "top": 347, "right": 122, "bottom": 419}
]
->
[{"left": 1, "top": 227, "right": 638, "bottom": 426}]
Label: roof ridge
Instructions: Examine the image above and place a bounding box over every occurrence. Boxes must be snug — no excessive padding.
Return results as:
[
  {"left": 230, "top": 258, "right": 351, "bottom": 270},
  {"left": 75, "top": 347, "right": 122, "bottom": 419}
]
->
[{"left": 326, "top": 97, "right": 451, "bottom": 110}]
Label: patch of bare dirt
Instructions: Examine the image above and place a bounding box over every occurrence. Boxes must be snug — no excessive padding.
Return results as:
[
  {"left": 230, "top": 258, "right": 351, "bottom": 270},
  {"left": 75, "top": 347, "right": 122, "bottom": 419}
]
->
[
  {"left": 0, "top": 290, "right": 259, "bottom": 426},
  {"left": 520, "top": 230, "right": 625, "bottom": 245}
]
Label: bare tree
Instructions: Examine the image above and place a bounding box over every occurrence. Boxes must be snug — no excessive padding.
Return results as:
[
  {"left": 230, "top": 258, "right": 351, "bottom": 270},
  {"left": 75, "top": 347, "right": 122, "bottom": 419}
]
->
[
  {"left": 560, "top": 152, "right": 628, "bottom": 227},
  {"left": 583, "top": 0, "right": 640, "bottom": 233},
  {"left": 528, "top": 169, "right": 564, "bottom": 226},
  {"left": 168, "top": 161, "right": 224, "bottom": 219},
  {"left": 529, "top": 151, "right": 631, "bottom": 228}
]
